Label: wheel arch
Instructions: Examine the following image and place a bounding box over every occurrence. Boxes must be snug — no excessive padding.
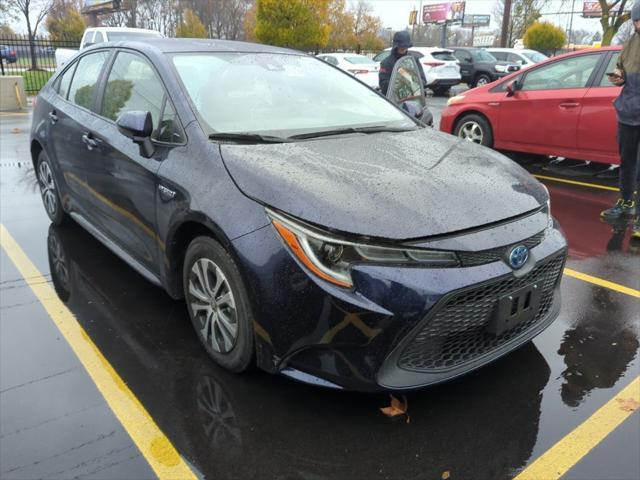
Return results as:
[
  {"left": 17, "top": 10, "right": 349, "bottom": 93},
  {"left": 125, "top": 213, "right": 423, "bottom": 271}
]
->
[
  {"left": 164, "top": 216, "right": 242, "bottom": 300},
  {"left": 30, "top": 139, "right": 44, "bottom": 171}
]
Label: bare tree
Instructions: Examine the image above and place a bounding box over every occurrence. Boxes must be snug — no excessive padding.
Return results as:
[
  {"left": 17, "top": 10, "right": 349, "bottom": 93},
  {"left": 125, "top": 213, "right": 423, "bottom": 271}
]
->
[
  {"left": 493, "top": 0, "right": 549, "bottom": 46},
  {"left": 9, "top": 0, "right": 53, "bottom": 70},
  {"left": 598, "top": 0, "right": 630, "bottom": 45}
]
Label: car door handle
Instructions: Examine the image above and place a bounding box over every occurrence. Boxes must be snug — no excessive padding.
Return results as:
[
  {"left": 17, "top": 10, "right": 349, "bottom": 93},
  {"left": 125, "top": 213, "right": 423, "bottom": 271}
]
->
[
  {"left": 48, "top": 111, "right": 58, "bottom": 124},
  {"left": 158, "top": 184, "right": 177, "bottom": 202},
  {"left": 81, "top": 132, "right": 101, "bottom": 151},
  {"left": 559, "top": 102, "right": 580, "bottom": 109}
]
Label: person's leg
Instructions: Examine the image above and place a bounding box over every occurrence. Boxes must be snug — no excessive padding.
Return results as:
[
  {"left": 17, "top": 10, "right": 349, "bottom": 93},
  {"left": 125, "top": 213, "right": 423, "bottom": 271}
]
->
[{"left": 602, "top": 123, "right": 639, "bottom": 219}]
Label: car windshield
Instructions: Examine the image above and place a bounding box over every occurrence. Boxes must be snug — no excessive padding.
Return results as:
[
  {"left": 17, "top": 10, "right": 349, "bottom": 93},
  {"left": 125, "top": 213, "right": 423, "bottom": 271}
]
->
[
  {"left": 107, "top": 31, "right": 162, "bottom": 41},
  {"left": 344, "top": 55, "right": 376, "bottom": 65},
  {"left": 172, "top": 52, "right": 414, "bottom": 137},
  {"left": 471, "top": 49, "right": 497, "bottom": 62},
  {"left": 522, "top": 51, "right": 548, "bottom": 63}
]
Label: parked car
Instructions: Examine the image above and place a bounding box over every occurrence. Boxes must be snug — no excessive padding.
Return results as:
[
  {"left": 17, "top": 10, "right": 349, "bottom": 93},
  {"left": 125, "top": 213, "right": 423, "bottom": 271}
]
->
[
  {"left": 373, "top": 47, "right": 461, "bottom": 95},
  {"left": 55, "top": 27, "right": 163, "bottom": 69},
  {"left": 32, "top": 39, "right": 566, "bottom": 391},
  {"left": 0, "top": 45, "right": 17, "bottom": 64},
  {"left": 449, "top": 47, "right": 520, "bottom": 87},
  {"left": 440, "top": 46, "right": 622, "bottom": 165},
  {"left": 316, "top": 53, "right": 379, "bottom": 87},
  {"left": 486, "top": 48, "right": 548, "bottom": 69}
]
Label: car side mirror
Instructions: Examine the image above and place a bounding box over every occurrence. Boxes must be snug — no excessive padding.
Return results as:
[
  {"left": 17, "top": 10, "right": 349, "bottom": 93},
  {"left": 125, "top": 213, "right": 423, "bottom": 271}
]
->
[
  {"left": 401, "top": 101, "right": 427, "bottom": 121},
  {"left": 506, "top": 80, "right": 520, "bottom": 97},
  {"left": 116, "top": 110, "right": 155, "bottom": 158}
]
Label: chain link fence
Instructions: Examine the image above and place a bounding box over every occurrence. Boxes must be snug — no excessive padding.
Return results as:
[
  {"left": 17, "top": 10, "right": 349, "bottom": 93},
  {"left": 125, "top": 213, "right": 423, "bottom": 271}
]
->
[{"left": 0, "top": 35, "right": 80, "bottom": 95}]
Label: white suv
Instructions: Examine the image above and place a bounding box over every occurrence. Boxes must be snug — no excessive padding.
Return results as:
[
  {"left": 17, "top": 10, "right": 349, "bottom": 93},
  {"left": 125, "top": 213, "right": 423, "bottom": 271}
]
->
[{"left": 373, "top": 47, "right": 461, "bottom": 96}]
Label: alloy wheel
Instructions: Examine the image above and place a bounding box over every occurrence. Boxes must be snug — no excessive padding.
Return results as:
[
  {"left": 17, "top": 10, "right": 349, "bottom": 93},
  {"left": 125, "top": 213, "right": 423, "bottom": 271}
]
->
[
  {"left": 458, "top": 121, "right": 484, "bottom": 144},
  {"left": 476, "top": 77, "right": 490, "bottom": 86},
  {"left": 38, "top": 161, "right": 57, "bottom": 217},
  {"left": 187, "top": 258, "right": 238, "bottom": 353}
]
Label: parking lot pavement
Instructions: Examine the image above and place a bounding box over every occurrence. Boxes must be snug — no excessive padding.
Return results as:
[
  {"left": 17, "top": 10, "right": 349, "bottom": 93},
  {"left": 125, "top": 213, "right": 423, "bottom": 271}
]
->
[{"left": 1, "top": 109, "right": 638, "bottom": 480}]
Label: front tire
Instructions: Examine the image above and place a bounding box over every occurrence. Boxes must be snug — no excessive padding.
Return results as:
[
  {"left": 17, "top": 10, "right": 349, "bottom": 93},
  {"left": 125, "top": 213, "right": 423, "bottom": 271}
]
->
[
  {"left": 36, "top": 151, "right": 68, "bottom": 225},
  {"left": 454, "top": 114, "right": 494, "bottom": 147},
  {"left": 183, "top": 236, "right": 254, "bottom": 372}
]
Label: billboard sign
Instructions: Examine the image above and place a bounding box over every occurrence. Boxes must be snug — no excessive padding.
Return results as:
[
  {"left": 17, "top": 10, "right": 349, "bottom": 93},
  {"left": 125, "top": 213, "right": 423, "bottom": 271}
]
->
[
  {"left": 82, "top": 0, "right": 120, "bottom": 13},
  {"left": 422, "top": 2, "right": 466, "bottom": 24},
  {"left": 582, "top": 1, "right": 631, "bottom": 18},
  {"left": 463, "top": 14, "right": 491, "bottom": 27}
]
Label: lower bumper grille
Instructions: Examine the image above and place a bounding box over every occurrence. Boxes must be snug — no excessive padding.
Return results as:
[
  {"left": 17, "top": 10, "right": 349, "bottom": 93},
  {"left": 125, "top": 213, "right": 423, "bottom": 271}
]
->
[{"left": 398, "top": 253, "right": 565, "bottom": 371}]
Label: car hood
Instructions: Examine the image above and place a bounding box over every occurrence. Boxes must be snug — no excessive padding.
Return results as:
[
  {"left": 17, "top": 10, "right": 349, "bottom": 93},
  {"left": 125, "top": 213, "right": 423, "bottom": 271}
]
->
[{"left": 220, "top": 129, "right": 548, "bottom": 240}]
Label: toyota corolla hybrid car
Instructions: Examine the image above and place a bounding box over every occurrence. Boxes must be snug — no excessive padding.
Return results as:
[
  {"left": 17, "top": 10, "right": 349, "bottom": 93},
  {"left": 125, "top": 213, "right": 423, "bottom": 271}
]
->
[
  {"left": 440, "top": 46, "right": 622, "bottom": 165},
  {"left": 31, "top": 39, "right": 567, "bottom": 391}
]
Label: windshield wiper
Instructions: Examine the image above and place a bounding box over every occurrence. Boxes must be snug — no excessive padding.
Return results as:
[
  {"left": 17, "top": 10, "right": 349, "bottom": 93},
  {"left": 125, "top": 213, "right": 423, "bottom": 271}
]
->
[
  {"left": 208, "top": 132, "right": 291, "bottom": 143},
  {"left": 289, "top": 125, "right": 416, "bottom": 140}
]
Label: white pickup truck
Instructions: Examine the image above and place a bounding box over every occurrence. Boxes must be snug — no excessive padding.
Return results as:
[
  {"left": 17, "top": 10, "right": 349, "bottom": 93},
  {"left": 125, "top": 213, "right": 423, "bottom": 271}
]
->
[{"left": 55, "top": 27, "right": 163, "bottom": 69}]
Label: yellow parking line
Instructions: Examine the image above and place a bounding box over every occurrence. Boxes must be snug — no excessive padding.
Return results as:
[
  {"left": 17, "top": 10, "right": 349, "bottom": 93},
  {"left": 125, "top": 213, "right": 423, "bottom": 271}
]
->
[
  {"left": 533, "top": 174, "right": 619, "bottom": 192},
  {"left": 0, "top": 224, "right": 197, "bottom": 480},
  {"left": 564, "top": 268, "right": 640, "bottom": 298},
  {"left": 514, "top": 376, "right": 640, "bottom": 480}
]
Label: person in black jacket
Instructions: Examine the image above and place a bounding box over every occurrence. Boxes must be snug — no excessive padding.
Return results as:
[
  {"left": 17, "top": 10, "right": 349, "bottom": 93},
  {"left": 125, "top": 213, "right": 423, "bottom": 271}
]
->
[{"left": 379, "top": 31, "right": 412, "bottom": 95}]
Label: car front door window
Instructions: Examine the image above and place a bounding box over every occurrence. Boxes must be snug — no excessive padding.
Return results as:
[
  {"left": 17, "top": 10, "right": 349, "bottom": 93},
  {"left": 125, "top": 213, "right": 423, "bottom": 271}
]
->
[
  {"left": 521, "top": 54, "right": 600, "bottom": 91},
  {"left": 101, "top": 51, "right": 183, "bottom": 143}
]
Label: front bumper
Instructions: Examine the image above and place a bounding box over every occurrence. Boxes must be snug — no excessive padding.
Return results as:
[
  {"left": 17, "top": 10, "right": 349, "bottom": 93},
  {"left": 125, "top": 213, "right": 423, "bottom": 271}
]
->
[{"left": 232, "top": 218, "right": 567, "bottom": 392}]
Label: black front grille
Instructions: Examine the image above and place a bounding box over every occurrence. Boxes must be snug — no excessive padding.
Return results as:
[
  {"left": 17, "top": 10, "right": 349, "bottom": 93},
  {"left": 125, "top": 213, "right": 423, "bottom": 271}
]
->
[
  {"left": 398, "top": 253, "right": 565, "bottom": 371},
  {"left": 457, "top": 231, "right": 545, "bottom": 267}
]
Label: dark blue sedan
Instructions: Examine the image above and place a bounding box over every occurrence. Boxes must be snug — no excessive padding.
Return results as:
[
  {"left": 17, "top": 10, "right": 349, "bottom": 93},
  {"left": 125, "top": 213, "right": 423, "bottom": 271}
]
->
[
  {"left": 30, "top": 39, "right": 567, "bottom": 391},
  {"left": 0, "top": 45, "right": 17, "bottom": 63}
]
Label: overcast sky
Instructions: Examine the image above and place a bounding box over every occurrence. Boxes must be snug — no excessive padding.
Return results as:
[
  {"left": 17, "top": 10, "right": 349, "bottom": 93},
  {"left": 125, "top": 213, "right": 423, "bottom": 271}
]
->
[
  {"left": 349, "top": 0, "right": 614, "bottom": 32},
  {"left": 5, "top": 0, "right": 627, "bottom": 36}
]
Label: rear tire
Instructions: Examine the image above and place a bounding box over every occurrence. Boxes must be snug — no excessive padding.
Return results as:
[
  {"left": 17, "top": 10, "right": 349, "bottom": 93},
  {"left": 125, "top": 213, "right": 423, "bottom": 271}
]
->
[
  {"left": 431, "top": 86, "right": 450, "bottom": 97},
  {"left": 454, "top": 114, "right": 494, "bottom": 147},
  {"left": 36, "top": 151, "right": 68, "bottom": 226},
  {"left": 183, "top": 236, "right": 254, "bottom": 372},
  {"left": 474, "top": 74, "right": 492, "bottom": 87}
]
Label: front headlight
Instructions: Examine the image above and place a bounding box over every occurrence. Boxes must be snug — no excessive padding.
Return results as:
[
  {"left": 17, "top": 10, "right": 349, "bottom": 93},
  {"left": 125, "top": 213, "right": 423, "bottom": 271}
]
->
[
  {"left": 268, "top": 209, "right": 459, "bottom": 288},
  {"left": 447, "top": 94, "right": 466, "bottom": 106},
  {"left": 545, "top": 199, "right": 553, "bottom": 229},
  {"left": 494, "top": 64, "right": 507, "bottom": 73}
]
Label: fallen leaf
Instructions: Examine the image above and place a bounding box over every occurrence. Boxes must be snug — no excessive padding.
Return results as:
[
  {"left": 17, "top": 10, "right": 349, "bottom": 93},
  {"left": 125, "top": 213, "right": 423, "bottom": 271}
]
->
[
  {"left": 380, "top": 394, "right": 408, "bottom": 418},
  {"left": 11, "top": 128, "right": 22, "bottom": 134},
  {"left": 442, "top": 471, "right": 451, "bottom": 479},
  {"left": 616, "top": 397, "right": 640, "bottom": 412}
]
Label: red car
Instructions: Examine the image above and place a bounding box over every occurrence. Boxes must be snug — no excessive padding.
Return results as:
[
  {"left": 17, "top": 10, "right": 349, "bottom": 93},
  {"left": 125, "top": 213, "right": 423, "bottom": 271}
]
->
[{"left": 440, "top": 46, "right": 623, "bottom": 165}]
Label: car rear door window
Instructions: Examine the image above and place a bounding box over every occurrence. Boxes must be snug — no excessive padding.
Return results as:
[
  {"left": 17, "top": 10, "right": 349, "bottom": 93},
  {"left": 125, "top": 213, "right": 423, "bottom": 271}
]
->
[
  {"left": 598, "top": 52, "right": 621, "bottom": 87},
  {"left": 431, "top": 51, "right": 457, "bottom": 62},
  {"left": 102, "top": 51, "right": 183, "bottom": 143},
  {"left": 521, "top": 54, "right": 600, "bottom": 91},
  {"left": 82, "top": 31, "right": 95, "bottom": 49},
  {"left": 67, "top": 51, "right": 109, "bottom": 110},
  {"left": 490, "top": 51, "right": 507, "bottom": 61},
  {"left": 507, "top": 53, "right": 523, "bottom": 64},
  {"left": 57, "top": 62, "right": 77, "bottom": 100}
]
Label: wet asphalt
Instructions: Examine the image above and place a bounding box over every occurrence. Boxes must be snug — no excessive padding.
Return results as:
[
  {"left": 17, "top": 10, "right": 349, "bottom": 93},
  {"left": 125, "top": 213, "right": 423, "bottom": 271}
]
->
[{"left": 0, "top": 100, "right": 639, "bottom": 480}]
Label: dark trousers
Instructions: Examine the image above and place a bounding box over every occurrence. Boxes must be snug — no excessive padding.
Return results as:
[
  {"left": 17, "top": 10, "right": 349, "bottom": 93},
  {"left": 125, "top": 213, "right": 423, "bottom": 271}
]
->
[{"left": 618, "top": 122, "right": 640, "bottom": 206}]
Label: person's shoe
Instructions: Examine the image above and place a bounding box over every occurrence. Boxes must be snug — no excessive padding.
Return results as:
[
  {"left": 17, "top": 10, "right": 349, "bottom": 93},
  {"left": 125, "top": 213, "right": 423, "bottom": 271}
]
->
[
  {"left": 632, "top": 220, "right": 640, "bottom": 241},
  {"left": 600, "top": 199, "right": 636, "bottom": 219}
]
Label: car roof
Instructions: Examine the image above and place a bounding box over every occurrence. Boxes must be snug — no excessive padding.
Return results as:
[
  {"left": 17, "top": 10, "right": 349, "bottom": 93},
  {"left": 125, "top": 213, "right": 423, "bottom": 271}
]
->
[
  {"left": 85, "top": 38, "right": 303, "bottom": 55},
  {"left": 87, "top": 27, "right": 162, "bottom": 34},
  {"left": 319, "top": 53, "right": 370, "bottom": 58}
]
